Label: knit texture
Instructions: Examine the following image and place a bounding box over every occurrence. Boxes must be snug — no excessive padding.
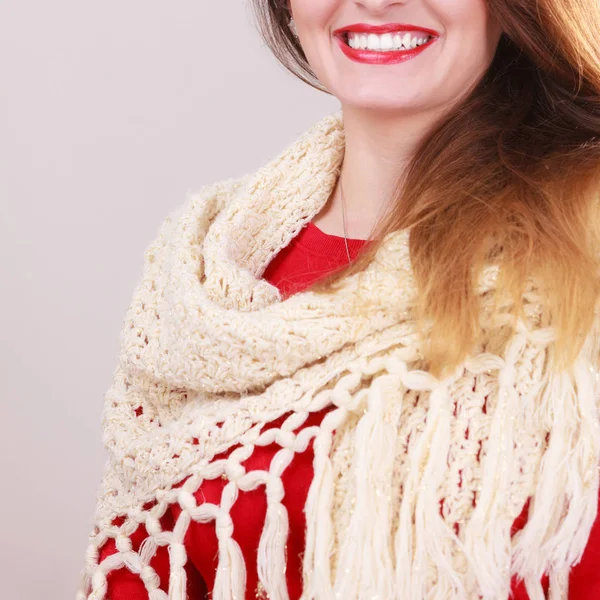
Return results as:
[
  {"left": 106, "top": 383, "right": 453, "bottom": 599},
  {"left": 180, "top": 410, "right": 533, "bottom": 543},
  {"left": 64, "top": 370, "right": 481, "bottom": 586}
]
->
[{"left": 78, "top": 111, "right": 600, "bottom": 600}]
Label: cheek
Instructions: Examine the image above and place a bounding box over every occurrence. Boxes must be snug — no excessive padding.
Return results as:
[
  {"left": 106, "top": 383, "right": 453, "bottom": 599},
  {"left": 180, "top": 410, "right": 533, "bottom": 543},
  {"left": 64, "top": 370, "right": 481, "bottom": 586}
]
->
[
  {"left": 290, "top": 0, "right": 341, "bottom": 80},
  {"left": 433, "top": 0, "right": 500, "bottom": 49},
  {"left": 290, "top": 0, "right": 337, "bottom": 29},
  {"left": 432, "top": 0, "right": 501, "bottom": 81},
  {"left": 431, "top": 0, "right": 491, "bottom": 25}
]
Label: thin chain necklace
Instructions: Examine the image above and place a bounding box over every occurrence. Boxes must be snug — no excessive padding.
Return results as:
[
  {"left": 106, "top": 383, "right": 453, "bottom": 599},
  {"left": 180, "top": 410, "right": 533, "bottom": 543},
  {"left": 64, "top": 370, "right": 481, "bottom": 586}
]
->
[{"left": 340, "top": 176, "right": 352, "bottom": 263}]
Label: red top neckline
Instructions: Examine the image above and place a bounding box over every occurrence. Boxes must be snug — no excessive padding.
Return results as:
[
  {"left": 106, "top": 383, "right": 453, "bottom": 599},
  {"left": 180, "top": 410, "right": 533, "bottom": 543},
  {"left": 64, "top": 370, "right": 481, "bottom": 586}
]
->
[{"left": 296, "top": 221, "right": 372, "bottom": 257}]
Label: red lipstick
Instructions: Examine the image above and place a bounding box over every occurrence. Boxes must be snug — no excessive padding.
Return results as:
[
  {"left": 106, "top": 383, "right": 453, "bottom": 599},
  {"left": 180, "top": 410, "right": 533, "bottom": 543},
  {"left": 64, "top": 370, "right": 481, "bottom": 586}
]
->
[{"left": 332, "top": 23, "right": 439, "bottom": 65}]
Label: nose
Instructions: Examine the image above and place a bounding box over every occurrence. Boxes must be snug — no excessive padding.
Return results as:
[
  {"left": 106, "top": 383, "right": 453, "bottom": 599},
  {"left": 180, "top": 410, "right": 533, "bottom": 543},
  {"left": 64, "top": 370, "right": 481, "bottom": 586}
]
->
[{"left": 354, "top": 0, "right": 410, "bottom": 14}]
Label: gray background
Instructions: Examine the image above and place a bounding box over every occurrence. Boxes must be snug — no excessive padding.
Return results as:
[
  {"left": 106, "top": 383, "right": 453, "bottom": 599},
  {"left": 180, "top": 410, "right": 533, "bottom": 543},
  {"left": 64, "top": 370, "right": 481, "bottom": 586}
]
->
[{"left": 0, "top": 2, "right": 338, "bottom": 598}]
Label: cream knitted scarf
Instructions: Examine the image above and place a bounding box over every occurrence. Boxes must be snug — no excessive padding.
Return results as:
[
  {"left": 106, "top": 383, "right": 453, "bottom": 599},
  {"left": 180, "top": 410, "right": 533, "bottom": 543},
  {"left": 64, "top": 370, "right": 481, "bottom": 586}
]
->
[{"left": 78, "top": 111, "right": 600, "bottom": 600}]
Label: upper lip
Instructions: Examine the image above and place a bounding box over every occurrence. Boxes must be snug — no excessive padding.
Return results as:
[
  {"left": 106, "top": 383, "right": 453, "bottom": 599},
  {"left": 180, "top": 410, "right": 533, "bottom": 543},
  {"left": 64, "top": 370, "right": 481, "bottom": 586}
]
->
[{"left": 333, "top": 23, "right": 439, "bottom": 37}]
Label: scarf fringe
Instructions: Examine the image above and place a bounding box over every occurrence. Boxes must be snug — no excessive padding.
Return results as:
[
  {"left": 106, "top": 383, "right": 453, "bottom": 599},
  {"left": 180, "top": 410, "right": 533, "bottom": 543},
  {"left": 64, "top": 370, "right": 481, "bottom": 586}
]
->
[
  {"left": 139, "top": 535, "right": 168, "bottom": 600},
  {"left": 394, "top": 370, "right": 464, "bottom": 599},
  {"left": 167, "top": 542, "right": 187, "bottom": 600},
  {"left": 257, "top": 447, "right": 295, "bottom": 600},
  {"left": 80, "top": 327, "right": 600, "bottom": 600},
  {"left": 524, "top": 576, "right": 546, "bottom": 600},
  {"left": 462, "top": 331, "right": 527, "bottom": 598},
  {"left": 549, "top": 566, "right": 570, "bottom": 599},
  {"left": 512, "top": 337, "right": 600, "bottom": 587},
  {"left": 166, "top": 499, "right": 192, "bottom": 600},
  {"left": 333, "top": 373, "right": 399, "bottom": 600},
  {"left": 212, "top": 484, "right": 247, "bottom": 600},
  {"left": 301, "top": 372, "right": 364, "bottom": 599},
  {"left": 413, "top": 378, "right": 467, "bottom": 599}
]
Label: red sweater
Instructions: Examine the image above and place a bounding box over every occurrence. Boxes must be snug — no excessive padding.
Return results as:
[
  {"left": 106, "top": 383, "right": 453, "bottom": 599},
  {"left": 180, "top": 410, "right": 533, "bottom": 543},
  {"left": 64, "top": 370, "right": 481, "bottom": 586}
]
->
[{"left": 99, "top": 221, "right": 600, "bottom": 599}]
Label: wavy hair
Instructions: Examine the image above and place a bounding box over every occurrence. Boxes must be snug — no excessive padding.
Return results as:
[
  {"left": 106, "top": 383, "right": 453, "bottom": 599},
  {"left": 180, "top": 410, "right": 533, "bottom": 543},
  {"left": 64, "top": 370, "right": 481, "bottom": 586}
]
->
[{"left": 250, "top": 0, "right": 600, "bottom": 376}]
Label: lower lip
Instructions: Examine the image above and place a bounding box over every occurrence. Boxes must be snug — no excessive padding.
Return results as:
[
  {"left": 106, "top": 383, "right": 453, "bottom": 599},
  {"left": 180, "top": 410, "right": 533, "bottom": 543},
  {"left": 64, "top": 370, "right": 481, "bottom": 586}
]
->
[{"left": 335, "top": 35, "right": 436, "bottom": 65}]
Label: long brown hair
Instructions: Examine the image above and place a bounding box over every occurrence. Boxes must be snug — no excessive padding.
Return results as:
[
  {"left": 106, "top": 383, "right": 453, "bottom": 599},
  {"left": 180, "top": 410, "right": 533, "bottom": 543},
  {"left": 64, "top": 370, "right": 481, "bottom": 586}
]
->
[{"left": 250, "top": 0, "right": 600, "bottom": 377}]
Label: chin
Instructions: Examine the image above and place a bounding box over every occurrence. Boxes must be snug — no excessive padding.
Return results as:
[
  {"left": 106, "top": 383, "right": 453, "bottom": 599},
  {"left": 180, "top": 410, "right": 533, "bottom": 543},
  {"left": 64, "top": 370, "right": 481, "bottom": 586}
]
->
[{"left": 335, "top": 88, "right": 429, "bottom": 114}]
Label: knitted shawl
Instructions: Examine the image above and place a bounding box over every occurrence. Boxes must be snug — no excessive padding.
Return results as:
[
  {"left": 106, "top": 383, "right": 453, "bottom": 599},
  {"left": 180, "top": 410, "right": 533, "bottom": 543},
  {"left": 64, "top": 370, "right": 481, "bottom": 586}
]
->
[{"left": 78, "top": 111, "right": 600, "bottom": 600}]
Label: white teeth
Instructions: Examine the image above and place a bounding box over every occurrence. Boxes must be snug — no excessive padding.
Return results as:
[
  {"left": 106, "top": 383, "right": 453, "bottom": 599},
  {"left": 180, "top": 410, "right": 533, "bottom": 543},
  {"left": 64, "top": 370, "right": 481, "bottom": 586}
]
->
[
  {"left": 380, "top": 33, "right": 394, "bottom": 50},
  {"left": 367, "top": 33, "right": 380, "bottom": 50},
  {"left": 347, "top": 31, "right": 431, "bottom": 51}
]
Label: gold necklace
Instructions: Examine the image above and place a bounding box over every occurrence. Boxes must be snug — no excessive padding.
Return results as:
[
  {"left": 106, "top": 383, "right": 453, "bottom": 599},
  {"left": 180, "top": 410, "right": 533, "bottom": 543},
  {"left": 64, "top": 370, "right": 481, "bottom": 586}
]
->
[{"left": 340, "top": 177, "right": 352, "bottom": 263}]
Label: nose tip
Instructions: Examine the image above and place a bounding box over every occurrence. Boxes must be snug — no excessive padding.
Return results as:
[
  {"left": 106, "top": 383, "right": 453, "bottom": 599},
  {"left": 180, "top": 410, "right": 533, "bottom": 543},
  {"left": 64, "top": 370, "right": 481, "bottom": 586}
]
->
[{"left": 356, "top": 0, "right": 409, "bottom": 13}]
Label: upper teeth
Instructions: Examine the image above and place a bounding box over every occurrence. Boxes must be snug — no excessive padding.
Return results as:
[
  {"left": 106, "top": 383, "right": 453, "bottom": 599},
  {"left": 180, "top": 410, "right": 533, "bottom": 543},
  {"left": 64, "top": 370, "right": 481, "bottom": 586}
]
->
[{"left": 347, "top": 32, "right": 431, "bottom": 51}]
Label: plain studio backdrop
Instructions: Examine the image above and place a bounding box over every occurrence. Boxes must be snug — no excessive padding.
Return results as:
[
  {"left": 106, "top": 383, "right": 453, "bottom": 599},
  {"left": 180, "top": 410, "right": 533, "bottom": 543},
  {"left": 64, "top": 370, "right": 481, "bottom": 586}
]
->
[{"left": 0, "top": 2, "right": 338, "bottom": 598}]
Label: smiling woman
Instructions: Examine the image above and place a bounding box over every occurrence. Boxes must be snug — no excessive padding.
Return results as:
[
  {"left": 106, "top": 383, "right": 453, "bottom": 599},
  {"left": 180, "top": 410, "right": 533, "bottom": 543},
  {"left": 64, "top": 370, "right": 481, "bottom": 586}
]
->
[{"left": 77, "top": 1, "right": 600, "bottom": 599}]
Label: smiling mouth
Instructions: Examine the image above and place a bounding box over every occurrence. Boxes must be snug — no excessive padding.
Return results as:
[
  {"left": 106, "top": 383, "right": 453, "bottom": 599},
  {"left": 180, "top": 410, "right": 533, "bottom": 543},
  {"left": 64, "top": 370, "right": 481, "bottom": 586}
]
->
[
  {"left": 333, "top": 29, "right": 438, "bottom": 65},
  {"left": 340, "top": 30, "right": 434, "bottom": 52},
  {"left": 332, "top": 22, "right": 440, "bottom": 59}
]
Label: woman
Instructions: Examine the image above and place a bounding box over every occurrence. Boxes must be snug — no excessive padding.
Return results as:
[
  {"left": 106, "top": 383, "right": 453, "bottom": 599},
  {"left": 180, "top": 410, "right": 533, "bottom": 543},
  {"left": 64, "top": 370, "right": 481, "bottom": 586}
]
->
[{"left": 77, "top": 0, "right": 600, "bottom": 598}]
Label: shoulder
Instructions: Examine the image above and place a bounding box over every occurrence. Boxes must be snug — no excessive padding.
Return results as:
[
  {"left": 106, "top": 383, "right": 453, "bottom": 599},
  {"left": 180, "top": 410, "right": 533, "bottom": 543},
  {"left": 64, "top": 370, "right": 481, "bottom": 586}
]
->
[
  {"left": 165, "top": 174, "right": 250, "bottom": 234},
  {"left": 145, "top": 173, "right": 251, "bottom": 253}
]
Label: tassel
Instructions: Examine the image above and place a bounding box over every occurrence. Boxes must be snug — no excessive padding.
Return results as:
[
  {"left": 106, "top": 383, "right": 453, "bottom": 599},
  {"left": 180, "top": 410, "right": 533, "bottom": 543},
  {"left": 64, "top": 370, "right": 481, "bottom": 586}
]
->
[
  {"left": 167, "top": 543, "right": 187, "bottom": 600},
  {"left": 548, "top": 566, "right": 570, "bottom": 600},
  {"left": 302, "top": 406, "right": 350, "bottom": 600},
  {"left": 462, "top": 331, "right": 526, "bottom": 598},
  {"left": 78, "top": 536, "right": 102, "bottom": 599},
  {"left": 138, "top": 536, "right": 163, "bottom": 597},
  {"left": 167, "top": 498, "right": 193, "bottom": 600},
  {"left": 395, "top": 372, "right": 464, "bottom": 600},
  {"left": 333, "top": 373, "right": 399, "bottom": 600},
  {"left": 213, "top": 535, "right": 247, "bottom": 600},
  {"left": 89, "top": 569, "right": 108, "bottom": 600},
  {"left": 213, "top": 483, "right": 247, "bottom": 600},
  {"left": 547, "top": 357, "right": 599, "bottom": 567},
  {"left": 89, "top": 550, "right": 124, "bottom": 599},
  {"left": 513, "top": 347, "right": 600, "bottom": 584},
  {"left": 414, "top": 380, "right": 466, "bottom": 599},
  {"left": 524, "top": 576, "right": 546, "bottom": 600},
  {"left": 257, "top": 447, "right": 294, "bottom": 600}
]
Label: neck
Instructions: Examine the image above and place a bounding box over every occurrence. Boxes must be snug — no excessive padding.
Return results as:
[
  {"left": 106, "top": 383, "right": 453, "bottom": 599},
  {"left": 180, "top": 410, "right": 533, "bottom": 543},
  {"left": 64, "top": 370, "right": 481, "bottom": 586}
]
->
[{"left": 312, "top": 104, "right": 444, "bottom": 240}]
